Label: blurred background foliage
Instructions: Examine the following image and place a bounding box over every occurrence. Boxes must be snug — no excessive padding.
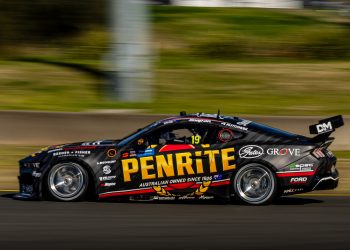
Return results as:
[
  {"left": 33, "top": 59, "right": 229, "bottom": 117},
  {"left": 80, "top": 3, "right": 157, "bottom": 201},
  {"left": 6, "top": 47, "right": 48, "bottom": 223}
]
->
[
  {"left": 0, "top": 0, "right": 106, "bottom": 43},
  {"left": 0, "top": 1, "right": 350, "bottom": 114}
]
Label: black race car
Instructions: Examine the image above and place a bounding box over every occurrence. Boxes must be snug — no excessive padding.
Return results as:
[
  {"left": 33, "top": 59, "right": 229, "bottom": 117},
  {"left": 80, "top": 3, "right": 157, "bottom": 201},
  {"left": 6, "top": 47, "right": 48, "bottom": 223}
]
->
[{"left": 14, "top": 112, "right": 344, "bottom": 205}]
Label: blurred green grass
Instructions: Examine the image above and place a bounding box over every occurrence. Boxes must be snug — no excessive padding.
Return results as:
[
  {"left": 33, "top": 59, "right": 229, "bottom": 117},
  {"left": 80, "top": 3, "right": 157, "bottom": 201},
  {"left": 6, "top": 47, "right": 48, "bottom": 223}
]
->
[
  {"left": 1, "top": 60, "right": 350, "bottom": 114},
  {"left": 153, "top": 7, "right": 350, "bottom": 60},
  {"left": 0, "top": 7, "right": 350, "bottom": 114},
  {"left": 333, "top": 151, "right": 350, "bottom": 159}
]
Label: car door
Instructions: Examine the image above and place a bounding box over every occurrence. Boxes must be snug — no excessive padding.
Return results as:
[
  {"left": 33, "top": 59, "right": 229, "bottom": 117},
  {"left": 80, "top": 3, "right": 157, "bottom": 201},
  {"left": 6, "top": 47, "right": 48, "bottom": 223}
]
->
[
  {"left": 200, "top": 125, "right": 241, "bottom": 189},
  {"left": 114, "top": 121, "right": 239, "bottom": 198},
  {"left": 150, "top": 122, "right": 239, "bottom": 197},
  {"left": 115, "top": 123, "right": 202, "bottom": 196}
]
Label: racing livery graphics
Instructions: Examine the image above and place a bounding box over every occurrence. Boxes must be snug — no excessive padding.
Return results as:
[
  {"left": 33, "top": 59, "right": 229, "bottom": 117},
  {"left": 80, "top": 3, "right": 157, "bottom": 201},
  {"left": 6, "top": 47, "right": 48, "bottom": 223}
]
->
[
  {"left": 121, "top": 147, "right": 235, "bottom": 182},
  {"left": 14, "top": 112, "right": 344, "bottom": 205}
]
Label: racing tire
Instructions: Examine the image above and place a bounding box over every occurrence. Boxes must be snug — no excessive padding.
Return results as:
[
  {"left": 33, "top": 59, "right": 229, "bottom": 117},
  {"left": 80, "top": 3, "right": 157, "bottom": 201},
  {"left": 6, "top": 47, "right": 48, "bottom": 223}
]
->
[
  {"left": 232, "top": 163, "right": 277, "bottom": 205},
  {"left": 47, "top": 162, "right": 89, "bottom": 201}
]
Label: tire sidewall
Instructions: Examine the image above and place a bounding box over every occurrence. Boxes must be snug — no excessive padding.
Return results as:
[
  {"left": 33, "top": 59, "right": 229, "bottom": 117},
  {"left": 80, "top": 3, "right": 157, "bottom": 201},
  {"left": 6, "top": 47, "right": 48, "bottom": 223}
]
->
[
  {"left": 47, "top": 162, "right": 89, "bottom": 202},
  {"left": 232, "top": 163, "right": 277, "bottom": 205}
]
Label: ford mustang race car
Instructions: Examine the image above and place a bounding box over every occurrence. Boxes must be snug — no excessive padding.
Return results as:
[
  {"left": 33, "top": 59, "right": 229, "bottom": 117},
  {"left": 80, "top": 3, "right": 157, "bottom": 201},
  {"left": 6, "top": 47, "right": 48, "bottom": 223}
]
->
[{"left": 14, "top": 112, "right": 344, "bottom": 205}]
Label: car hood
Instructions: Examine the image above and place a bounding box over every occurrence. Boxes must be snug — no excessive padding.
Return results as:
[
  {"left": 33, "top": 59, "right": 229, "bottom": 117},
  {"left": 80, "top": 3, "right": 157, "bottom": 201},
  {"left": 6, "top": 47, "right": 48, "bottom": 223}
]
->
[
  {"left": 21, "top": 139, "right": 121, "bottom": 163},
  {"left": 58, "top": 139, "right": 121, "bottom": 148}
]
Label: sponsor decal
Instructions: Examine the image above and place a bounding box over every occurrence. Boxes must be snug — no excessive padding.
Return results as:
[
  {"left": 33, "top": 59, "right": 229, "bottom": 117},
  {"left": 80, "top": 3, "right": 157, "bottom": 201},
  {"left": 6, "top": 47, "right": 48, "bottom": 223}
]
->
[
  {"left": 153, "top": 177, "right": 212, "bottom": 198},
  {"left": 107, "top": 149, "right": 117, "bottom": 158},
  {"left": 198, "top": 195, "right": 215, "bottom": 200},
  {"left": 97, "top": 160, "right": 116, "bottom": 165},
  {"left": 32, "top": 171, "right": 42, "bottom": 178},
  {"left": 100, "top": 182, "right": 116, "bottom": 187},
  {"left": 140, "top": 176, "right": 212, "bottom": 190},
  {"left": 283, "top": 188, "right": 304, "bottom": 194},
  {"left": 316, "top": 121, "right": 333, "bottom": 134},
  {"left": 239, "top": 145, "right": 264, "bottom": 159},
  {"left": 137, "top": 148, "right": 155, "bottom": 157},
  {"left": 102, "top": 165, "right": 112, "bottom": 175},
  {"left": 139, "top": 180, "right": 171, "bottom": 188},
  {"left": 290, "top": 177, "right": 308, "bottom": 184},
  {"left": 196, "top": 113, "right": 224, "bottom": 119},
  {"left": 178, "top": 196, "right": 196, "bottom": 200},
  {"left": 137, "top": 138, "right": 145, "bottom": 146},
  {"left": 189, "top": 118, "right": 211, "bottom": 124},
  {"left": 288, "top": 163, "right": 314, "bottom": 172},
  {"left": 121, "top": 148, "right": 235, "bottom": 182},
  {"left": 53, "top": 150, "right": 91, "bottom": 157},
  {"left": 188, "top": 181, "right": 211, "bottom": 196},
  {"left": 267, "top": 148, "right": 301, "bottom": 157},
  {"left": 221, "top": 122, "right": 248, "bottom": 131},
  {"left": 82, "top": 141, "right": 104, "bottom": 146},
  {"left": 218, "top": 129, "right": 234, "bottom": 142},
  {"left": 98, "top": 178, "right": 230, "bottom": 199},
  {"left": 237, "top": 119, "right": 252, "bottom": 126},
  {"left": 99, "top": 176, "right": 116, "bottom": 181},
  {"left": 153, "top": 196, "right": 176, "bottom": 201},
  {"left": 24, "top": 162, "right": 40, "bottom": 168}
]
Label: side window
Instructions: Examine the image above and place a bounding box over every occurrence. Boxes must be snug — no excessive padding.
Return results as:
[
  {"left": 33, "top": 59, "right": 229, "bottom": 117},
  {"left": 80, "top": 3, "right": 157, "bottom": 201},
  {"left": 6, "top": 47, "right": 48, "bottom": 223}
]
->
[
  {"left": 144, "top": 123, "right": 242, "bottom": 146},
  {"left": 199, "top": 126, "right": 243, "bottom": 144},
  {"left": 160, "top": 128, "right": 193, "bottom": 144},
  {"left": 147, "top": 126, "right": 194, "bottom": 145}
]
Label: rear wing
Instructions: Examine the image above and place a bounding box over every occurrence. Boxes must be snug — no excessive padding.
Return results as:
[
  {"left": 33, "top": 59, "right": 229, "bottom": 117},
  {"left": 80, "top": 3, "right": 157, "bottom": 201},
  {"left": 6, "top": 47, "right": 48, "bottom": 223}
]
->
[{"left": 309, "top": 115, "right": 344, "bottom": 143}]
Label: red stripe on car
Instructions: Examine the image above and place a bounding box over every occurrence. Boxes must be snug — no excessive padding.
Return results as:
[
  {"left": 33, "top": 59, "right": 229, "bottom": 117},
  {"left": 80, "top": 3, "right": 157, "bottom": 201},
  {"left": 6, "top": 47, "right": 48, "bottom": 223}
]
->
[
  {"left": 277, "top": 170, "right": 316, "bottom": 177},
  {"left": 159, "top": 144, "right": 195, "bottom": 152}
]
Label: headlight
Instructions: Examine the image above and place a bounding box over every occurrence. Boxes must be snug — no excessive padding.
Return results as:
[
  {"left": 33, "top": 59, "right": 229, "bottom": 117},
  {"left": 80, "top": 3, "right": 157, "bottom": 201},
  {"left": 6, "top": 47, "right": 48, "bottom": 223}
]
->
[{"left": 23, "top": 162, "right": 40, "bottom": 168}]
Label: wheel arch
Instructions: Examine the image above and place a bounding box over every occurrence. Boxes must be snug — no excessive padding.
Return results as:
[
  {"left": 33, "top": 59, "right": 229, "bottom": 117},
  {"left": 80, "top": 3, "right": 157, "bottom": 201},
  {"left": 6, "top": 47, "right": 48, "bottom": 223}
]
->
[
  {"left": 229, "top": 159, "right": 280, "bottom": 204},
  {"left": 230, "top": 159, "right": 279, "bottom": 185},
  {"left": 41, "top": 157, "right": 97, "bottom": 200}
]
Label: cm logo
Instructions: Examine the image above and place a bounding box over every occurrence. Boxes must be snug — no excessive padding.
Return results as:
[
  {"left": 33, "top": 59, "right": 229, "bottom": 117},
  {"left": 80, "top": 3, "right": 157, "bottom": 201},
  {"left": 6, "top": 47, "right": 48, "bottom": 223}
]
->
[{"left": 316, "top": 121, "right": 332, "bottom": 134}]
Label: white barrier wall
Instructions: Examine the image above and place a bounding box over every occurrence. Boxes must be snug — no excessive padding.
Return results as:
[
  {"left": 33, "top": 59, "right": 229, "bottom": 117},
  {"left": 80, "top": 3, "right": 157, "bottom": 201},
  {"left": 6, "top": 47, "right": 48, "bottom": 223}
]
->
[{"left": 172, "top": 0, "right": 303, "bottom": 8}]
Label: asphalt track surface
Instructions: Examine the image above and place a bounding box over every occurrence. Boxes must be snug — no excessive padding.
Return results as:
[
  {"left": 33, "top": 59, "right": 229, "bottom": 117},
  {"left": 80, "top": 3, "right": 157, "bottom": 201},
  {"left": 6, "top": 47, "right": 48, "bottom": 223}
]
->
[{"left": 0, "top": 193, "right": 349, "bottom": 250}]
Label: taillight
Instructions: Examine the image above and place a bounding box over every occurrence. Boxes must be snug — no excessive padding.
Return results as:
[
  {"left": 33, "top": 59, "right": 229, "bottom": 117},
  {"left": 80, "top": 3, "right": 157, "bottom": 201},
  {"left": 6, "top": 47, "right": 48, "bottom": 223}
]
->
[
  {"left": 324, "top": 148, "right": 334, "bottom": 158},
  {"left": 312, "top": 148, "right": 325, "bottom": 158}
]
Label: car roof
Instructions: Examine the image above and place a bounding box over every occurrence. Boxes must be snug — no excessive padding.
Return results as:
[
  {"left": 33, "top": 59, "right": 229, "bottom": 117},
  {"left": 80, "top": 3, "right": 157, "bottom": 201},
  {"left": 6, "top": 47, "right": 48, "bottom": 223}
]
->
[
  {"left": 158, "top": 113, "right": 302, "bottom": 139},
  {"left": 159, "top": 112, "right": 238, "bottom": 123},
  {"left": 118, "top": 112, "right": 305, "bottom": 146}
]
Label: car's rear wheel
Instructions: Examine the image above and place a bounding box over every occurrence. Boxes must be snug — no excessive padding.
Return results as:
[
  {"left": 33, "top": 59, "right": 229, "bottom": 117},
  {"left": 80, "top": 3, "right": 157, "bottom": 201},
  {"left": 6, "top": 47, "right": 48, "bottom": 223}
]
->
[
  {"left": 47, "top": 162, "right": 88, "bottom": 201},
  {"left": 232, "top": 163, "right": 277, "bottom": 205}
]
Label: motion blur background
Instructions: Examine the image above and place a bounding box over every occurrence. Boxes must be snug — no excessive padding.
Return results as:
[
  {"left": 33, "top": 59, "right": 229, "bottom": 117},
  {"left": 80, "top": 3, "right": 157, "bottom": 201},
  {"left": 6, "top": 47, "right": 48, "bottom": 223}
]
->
[
  {"left": 0, "top": 0, "right": 349, "bottom": 191},
  {"left": 0, "top": 0, "right": 350, "bottom": 114}
]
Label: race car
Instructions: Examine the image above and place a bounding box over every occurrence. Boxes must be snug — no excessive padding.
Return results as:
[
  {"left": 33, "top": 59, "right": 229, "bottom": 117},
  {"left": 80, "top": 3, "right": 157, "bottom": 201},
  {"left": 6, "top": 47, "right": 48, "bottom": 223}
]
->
[{"left": 14, "top": 112, "right": 344, "bottom": 205}]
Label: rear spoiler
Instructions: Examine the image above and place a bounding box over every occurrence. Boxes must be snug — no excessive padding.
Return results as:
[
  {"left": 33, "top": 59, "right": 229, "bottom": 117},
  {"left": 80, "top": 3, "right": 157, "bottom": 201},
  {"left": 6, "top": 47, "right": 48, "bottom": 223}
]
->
[{"left": 309, "top": 115, "right": 344, "bottom": 143}]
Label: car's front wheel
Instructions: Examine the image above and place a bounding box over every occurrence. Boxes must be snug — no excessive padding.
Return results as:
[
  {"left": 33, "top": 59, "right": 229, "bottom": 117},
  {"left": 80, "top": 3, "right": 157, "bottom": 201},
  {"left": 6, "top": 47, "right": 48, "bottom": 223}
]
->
[
  {"left": 47, "top": 162, "right": 89, "bottom": 201},
  {"left": 232, "top": 163, "right": 277, "bottom": 205}
]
